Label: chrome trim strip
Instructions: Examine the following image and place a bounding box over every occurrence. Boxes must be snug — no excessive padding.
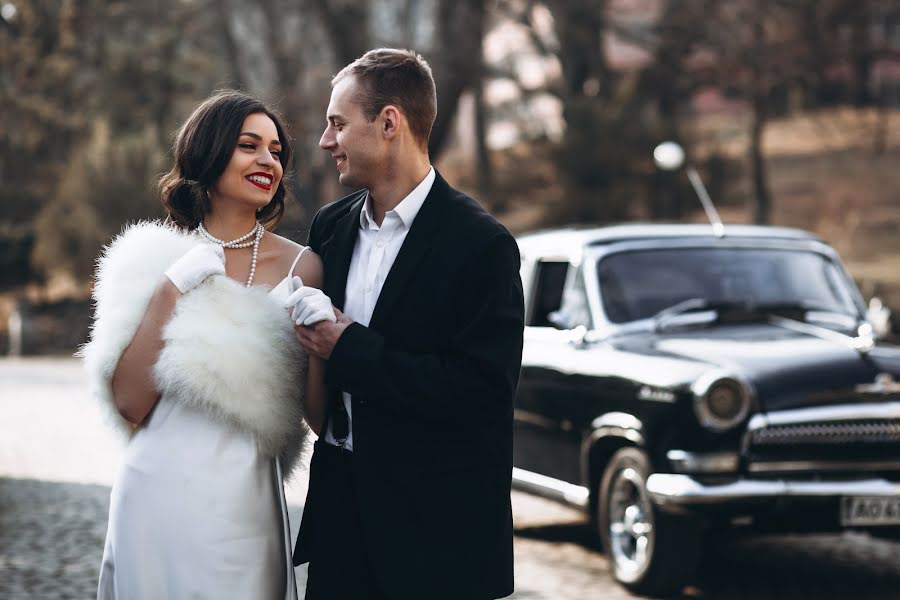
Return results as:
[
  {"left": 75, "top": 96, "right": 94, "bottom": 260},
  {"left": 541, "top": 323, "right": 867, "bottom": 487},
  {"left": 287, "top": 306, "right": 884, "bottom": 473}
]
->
[
  {"left": 667, "top": 450, "right": 740, "bottom": 473},
  {"left": 580, "top": 412, "right": 645, "bottom": 484},
  {"left": 748, "top": 460, "right": 900, "bottom": 473},
  {"left": 513, "top": 409, "right": 559, "bottom": 431},
  {"left": 747, "top": 402, "right": 900, "bottom": 431},
  {"left": 646, "top": 474, "right": 900, "bottom": 507},
  {"left": 511, "top": 467, "right": 590, "bottom": 509}
]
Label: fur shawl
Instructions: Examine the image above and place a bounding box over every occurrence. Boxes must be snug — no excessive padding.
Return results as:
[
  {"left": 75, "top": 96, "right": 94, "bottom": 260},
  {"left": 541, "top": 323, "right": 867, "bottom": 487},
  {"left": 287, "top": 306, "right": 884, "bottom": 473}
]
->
[{"left": 79, "top": 221, "right": 308, "bottom": 474}]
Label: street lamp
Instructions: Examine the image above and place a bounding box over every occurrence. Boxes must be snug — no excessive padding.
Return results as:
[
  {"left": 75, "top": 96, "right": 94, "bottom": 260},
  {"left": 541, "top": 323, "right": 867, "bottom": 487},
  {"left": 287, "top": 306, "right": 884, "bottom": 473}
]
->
[{"left": 653, "top": 141, "right": 725, "bottom": 237}]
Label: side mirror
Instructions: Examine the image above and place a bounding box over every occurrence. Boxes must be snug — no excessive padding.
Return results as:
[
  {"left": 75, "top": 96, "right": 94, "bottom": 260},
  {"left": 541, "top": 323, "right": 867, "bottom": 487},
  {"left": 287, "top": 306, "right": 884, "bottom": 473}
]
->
[{"left": 867, "top": 296, "right": 892, "bottom": 338}]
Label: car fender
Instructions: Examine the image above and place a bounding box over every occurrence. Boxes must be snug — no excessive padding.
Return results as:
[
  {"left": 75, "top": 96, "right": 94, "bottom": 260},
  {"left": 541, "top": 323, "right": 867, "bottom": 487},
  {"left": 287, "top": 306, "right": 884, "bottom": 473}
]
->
[{"left": 582, "top": 412, "right": 646, "bottom": 509}]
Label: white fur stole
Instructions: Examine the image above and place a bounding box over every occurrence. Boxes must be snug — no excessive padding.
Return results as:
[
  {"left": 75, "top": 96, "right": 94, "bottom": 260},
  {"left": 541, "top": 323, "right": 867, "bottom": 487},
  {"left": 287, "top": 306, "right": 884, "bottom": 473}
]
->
[{"left": 79, "top": 221, "right": 308, "bottom": 474}]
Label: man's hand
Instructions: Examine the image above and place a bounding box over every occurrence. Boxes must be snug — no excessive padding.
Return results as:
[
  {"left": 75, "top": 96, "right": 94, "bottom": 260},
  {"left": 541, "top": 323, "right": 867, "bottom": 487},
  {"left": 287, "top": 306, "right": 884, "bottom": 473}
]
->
[{"left": 295, "top": 308, "right": 352, "bottom": 360}]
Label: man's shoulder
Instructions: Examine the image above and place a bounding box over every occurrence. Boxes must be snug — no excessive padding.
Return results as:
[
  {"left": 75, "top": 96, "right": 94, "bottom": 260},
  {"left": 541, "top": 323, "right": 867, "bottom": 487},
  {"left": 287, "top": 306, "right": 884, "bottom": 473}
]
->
[
  {"left": 313, "top": 188, "right": 367, "bottom": 225},
  {"left": 439, "top": 179, "right": 514, "bottom": 244}
]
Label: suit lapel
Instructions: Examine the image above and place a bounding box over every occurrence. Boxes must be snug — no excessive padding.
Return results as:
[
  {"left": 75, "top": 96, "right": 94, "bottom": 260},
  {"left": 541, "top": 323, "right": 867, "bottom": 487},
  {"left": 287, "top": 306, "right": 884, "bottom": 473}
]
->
[
  {"left": 321, "top": 197, "right": 364, "bottom": 311},
  {"left": 368, "top": 174, "right": 449, "bottom": 331}
]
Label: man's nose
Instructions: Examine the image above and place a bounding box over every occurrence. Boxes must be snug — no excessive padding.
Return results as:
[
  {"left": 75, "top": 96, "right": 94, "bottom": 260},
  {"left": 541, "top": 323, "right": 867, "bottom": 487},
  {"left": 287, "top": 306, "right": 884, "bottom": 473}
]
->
[{"left": 320, "top": 129, "right": 335, "bottom": 150}]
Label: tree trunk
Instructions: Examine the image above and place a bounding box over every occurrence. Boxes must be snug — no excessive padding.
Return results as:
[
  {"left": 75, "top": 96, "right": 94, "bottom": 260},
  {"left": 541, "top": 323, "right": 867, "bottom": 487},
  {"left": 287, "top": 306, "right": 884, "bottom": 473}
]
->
[
  {"left": 428, "top": 0, "right": 486, "bottom": 159},
  {"left": 258, "top": 0, "right": 325, "bottom": 226},
  {"left": 546, "top": 0, "right": 608, "bottom": 104},
  {"left": 851, "top": 1, "right": 873, "bottom": 106},
  {"left": 874, "top": 99, "right": 889, "bottom": 155},
  {"left": 749, "top": 16, "right": 772, "bottom": 225},
  {"left": 473, "top": 76, "right": 496, "bottom": 209},
  {"left": 311, "top": 0, "right": 371, "bottom": 66}
]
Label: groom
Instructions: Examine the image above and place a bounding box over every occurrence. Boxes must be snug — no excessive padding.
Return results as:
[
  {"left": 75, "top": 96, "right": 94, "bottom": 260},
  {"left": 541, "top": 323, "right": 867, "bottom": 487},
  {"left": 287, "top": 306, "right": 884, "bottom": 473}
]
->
[{"left": 288, "top": 48, "right": 524, "bottom": 600}]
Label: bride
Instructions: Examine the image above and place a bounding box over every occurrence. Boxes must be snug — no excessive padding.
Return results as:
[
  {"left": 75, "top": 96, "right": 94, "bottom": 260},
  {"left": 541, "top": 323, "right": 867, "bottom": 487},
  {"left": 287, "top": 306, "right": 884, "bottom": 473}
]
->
[{"left": 81, "top": 90, "right": 330, "bottom": 599}]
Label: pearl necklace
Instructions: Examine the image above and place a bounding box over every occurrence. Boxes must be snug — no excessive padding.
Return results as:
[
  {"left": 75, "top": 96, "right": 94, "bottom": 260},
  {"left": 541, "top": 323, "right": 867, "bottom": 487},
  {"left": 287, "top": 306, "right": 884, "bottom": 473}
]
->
[{"left": 197, "top": 221, "right": 264, "bottom": 287}]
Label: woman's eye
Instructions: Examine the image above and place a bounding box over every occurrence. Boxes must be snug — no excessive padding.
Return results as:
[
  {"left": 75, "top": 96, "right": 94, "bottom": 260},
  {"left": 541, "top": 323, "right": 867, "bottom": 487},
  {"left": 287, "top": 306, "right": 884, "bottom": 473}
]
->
[
  {"left": 271, "top": 150, "right": 281, "bottom": 158},
  {"left": 239, "top": 143, "right": 255, "bottom": 150}
]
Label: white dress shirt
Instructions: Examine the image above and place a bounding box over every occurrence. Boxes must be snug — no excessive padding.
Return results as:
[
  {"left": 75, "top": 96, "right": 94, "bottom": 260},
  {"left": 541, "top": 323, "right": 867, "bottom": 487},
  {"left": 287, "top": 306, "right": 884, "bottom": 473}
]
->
[{"left": 322, "top": 167, "right": 436, "bottom": 450}]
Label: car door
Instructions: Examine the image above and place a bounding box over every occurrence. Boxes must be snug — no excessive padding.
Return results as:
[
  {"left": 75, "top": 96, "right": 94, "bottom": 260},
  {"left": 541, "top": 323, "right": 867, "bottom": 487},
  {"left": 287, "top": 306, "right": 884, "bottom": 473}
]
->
[{"left": 515, "top": 259, "right": 593, "bottom": 485}]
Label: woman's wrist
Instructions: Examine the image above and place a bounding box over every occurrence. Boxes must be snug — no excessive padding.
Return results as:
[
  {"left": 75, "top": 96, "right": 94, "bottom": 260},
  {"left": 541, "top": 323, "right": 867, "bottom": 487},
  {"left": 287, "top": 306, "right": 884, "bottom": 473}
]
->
[{"left": 154, "top": 277, "right": 183, "bottom": 306}]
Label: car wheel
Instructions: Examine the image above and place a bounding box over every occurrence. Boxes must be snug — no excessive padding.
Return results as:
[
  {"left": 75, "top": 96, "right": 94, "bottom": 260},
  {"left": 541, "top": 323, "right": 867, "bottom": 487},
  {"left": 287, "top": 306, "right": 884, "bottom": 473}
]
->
[{"left": 598, "top": 447, "right": 701, "bottom": 596}]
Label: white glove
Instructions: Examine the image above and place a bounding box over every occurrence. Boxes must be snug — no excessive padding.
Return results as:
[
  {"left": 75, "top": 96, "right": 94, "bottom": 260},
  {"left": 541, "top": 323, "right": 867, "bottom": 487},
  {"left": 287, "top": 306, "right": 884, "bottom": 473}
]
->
[
  {"left": 283, "top": 277, "right": 337, "bottom": 326},
  {"left": 164, "top": 244, "right": 226, "bottom": 293}
]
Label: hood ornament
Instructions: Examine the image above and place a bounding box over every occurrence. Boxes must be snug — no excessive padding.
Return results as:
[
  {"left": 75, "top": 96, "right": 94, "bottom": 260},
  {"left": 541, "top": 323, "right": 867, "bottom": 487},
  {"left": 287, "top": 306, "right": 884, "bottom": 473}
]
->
[{"left": 855, "top": 373, "right": 900, "bottom": 395}]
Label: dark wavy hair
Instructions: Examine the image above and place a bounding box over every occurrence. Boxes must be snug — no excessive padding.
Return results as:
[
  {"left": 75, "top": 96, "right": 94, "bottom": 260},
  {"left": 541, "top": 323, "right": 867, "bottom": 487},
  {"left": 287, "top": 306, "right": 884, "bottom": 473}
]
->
[{"left": 158, "top": 90, "right": 293, "bottom": 230}]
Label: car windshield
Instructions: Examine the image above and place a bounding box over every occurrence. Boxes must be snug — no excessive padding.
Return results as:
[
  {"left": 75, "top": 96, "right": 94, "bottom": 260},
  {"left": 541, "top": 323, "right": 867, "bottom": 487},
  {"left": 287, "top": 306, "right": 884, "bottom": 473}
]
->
[{"left": 597, "top": 247, "right": 860, "bottom": 324}]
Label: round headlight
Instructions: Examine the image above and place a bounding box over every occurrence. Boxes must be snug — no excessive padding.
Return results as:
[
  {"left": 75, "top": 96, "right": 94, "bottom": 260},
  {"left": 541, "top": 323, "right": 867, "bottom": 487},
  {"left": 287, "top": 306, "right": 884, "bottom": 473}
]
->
[{"left": 692, "top": 373, "right": 753, "bottom": 432}]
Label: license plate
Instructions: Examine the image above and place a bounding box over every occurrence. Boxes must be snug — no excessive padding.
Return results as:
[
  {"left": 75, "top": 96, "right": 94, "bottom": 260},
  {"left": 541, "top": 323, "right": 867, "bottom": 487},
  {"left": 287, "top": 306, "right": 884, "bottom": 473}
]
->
[{"left": 841, "top": 496, "right": 900, "bottom": 526}]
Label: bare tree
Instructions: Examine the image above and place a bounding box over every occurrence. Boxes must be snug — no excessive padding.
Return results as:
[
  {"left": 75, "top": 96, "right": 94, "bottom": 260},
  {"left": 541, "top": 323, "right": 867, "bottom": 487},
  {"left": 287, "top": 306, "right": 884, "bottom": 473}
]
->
[{"left": 427, "top": 0, "right": 488, "bottom": 158}]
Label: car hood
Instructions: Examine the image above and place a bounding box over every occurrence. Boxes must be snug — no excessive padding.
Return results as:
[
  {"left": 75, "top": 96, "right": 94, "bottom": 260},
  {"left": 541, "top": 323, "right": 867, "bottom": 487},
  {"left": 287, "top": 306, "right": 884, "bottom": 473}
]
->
[{"left": 614, "top": 323, "right": 900, "bottom": 412}]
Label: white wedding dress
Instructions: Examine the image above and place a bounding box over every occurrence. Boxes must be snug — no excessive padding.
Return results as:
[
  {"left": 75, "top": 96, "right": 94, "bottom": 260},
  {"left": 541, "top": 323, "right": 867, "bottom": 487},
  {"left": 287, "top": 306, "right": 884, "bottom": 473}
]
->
[{"left": 96, "top": 248, "right": 308, "bottom": 600}]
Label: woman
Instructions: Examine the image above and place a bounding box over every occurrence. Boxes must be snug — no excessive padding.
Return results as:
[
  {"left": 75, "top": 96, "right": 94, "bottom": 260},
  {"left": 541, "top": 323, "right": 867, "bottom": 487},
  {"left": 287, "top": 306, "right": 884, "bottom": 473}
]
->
[{"left": 81, "top": 90, "right": 328, "bottom": 599}]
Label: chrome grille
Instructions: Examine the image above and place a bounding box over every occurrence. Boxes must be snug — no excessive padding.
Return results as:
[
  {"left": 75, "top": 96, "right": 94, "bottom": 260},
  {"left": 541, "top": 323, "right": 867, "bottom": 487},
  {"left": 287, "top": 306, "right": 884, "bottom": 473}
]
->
[
  {"left": 743, "top": 404, "right": 900, "bottom": 473},
  {"left": 750, "top": 419, "right": 900, "bottom": 446}
]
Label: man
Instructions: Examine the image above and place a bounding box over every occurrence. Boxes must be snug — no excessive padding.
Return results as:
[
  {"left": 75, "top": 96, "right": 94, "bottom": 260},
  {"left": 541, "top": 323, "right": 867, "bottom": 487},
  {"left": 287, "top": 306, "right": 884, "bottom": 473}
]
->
[{"left": 288, "top": 48, "right": 524, "bottom": 600}]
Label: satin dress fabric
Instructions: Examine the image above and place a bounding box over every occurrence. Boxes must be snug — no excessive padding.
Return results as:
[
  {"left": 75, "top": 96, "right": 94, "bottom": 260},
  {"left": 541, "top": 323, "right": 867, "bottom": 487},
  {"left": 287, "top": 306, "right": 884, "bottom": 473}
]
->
[{"left": 97, "top": 270, "right": 305, "bottom": 600}]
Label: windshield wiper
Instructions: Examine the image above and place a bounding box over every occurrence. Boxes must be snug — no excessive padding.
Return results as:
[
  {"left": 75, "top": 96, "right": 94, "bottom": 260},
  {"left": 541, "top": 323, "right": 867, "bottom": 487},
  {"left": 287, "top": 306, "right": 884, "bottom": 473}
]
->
[
  {"left": 651, "top": 298, "right": 859, "bottom": 332},
  {"left": 652, "top": 298, "right": 746, "bottom": 331},
  {"left": 754, "top": 301, "right": 857, "bottom": 320},
  {"left": 757, "top": 301, "right": 860, "bottom": 332}
]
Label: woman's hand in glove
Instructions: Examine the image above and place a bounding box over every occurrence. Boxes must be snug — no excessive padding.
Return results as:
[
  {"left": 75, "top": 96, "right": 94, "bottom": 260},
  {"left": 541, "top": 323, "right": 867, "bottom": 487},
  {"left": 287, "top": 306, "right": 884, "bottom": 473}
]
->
[
  {"left": 164, "top": 244, "right": 226, "bottom": 293},
  {"left": 284, "top": 277, "right": 337, "bottom": 326}
]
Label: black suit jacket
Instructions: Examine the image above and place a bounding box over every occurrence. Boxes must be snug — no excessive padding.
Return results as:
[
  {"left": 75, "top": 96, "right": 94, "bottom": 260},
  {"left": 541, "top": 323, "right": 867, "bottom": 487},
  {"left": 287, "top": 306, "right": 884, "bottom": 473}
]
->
[{"left": 293, "top": 171, "right": 524, "bottom": 600}]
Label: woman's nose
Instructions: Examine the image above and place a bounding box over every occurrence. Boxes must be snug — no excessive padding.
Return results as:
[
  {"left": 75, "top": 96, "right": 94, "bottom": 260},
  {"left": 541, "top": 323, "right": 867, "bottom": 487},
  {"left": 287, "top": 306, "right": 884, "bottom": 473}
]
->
[{"left": 258, "top": 149, "right": 277, "bottom": 165}]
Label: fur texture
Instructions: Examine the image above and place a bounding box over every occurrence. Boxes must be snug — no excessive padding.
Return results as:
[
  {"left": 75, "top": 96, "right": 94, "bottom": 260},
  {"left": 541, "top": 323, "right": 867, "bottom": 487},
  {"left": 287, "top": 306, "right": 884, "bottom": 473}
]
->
[{"left": 79, "top": 221, "right": 309, "bottom": 474}]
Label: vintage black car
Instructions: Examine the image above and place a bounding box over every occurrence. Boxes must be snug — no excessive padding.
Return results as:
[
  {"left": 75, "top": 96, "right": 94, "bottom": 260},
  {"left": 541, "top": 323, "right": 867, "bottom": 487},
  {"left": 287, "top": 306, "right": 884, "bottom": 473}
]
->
[{"left": 512, "top": 223, "right": 900, "bottom": 596}]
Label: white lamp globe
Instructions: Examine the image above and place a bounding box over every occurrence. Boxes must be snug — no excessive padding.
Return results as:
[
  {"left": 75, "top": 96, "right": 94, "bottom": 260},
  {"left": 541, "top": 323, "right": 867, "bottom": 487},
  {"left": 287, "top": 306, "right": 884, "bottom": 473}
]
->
[{"left": 653, "top": 141, "right": 685, "bottom": 171}]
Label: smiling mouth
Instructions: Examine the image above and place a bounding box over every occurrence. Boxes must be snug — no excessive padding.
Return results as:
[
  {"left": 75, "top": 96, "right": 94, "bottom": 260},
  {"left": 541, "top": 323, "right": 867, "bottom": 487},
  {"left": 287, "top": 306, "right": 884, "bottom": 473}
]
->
[
  {"left": 246, "top": 174, "right": 273, "bottom": 190},
  {"left": 334, "top": 156, "right": 346, "bottom": 168}
]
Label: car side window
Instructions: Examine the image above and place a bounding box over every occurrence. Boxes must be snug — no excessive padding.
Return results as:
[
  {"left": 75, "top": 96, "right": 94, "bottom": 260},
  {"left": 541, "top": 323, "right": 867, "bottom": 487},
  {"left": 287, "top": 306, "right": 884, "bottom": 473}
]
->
[
  {"left": 527, "top": 261, "right": 569, "bottom": 327},
  {"left": 558, "top": 264, "right": 593, "bottom": 329}
]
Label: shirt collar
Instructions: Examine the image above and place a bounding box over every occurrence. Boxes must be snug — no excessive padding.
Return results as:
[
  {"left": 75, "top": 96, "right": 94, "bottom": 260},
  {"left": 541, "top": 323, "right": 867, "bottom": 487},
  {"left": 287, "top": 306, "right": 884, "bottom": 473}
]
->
[{"left": 360, "top": 166, "right": 435, "bottom": 230}]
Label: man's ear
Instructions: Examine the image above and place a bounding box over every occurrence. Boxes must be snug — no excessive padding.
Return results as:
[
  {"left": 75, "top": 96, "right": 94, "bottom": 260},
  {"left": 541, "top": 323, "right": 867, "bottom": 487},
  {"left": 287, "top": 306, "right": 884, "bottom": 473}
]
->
[{"left": 381, "top": 105, "right": 401, "bottom": 140}]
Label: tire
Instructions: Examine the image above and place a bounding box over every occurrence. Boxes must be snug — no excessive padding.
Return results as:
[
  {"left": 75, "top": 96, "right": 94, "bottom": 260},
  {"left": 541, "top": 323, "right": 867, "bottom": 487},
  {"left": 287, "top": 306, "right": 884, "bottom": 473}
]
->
[{"left": 597, "top": 447, "right": 702, "bottom": 596}]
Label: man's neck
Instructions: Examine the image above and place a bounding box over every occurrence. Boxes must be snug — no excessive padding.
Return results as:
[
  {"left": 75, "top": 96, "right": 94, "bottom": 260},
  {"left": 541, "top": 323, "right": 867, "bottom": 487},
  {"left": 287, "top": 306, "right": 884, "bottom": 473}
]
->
[{"left": 367, "top": 158, "right": 431, "bottom": 226}]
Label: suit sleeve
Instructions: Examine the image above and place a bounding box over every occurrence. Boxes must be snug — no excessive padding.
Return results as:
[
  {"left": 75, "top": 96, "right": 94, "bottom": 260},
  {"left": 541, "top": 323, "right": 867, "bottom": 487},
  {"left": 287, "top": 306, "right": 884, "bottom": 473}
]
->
[
  {"left": 325, "top": 231, "right": 525, "bottom": 424},
  {"left": 305, "top": 209, "right": 323, "bottom": 253}
]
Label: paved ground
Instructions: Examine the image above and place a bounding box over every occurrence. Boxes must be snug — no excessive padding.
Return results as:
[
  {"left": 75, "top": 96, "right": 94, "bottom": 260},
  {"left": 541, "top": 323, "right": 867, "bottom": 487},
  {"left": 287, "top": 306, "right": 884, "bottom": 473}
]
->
[{"left": 3, "top": 357, "right": 900, "bottom": 599}]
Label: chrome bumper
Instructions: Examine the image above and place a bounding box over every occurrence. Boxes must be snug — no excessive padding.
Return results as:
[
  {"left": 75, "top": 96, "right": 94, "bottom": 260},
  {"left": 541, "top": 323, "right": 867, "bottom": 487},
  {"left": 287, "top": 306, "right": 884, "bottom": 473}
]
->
[{"left": 647, "top": 474, "right": 900, "bottom": 508}]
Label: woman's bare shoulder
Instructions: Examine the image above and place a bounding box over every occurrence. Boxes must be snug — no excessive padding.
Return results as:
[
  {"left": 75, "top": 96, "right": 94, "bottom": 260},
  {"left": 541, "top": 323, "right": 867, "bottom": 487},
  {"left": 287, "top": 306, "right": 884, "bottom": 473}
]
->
[
  {"left": 266, "top": 231, "right": 304, "bottom": 254},
  {"left": 295, "top": 249, "right": 323, "bottom": 289},
  {"left": 267, "top": 232, "right": 323, "bottom": 289}
]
